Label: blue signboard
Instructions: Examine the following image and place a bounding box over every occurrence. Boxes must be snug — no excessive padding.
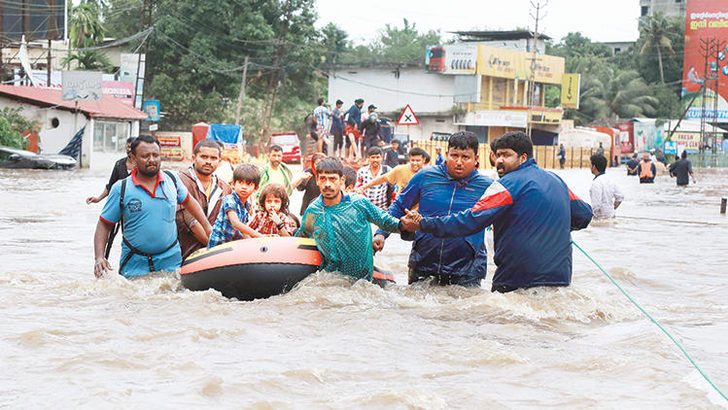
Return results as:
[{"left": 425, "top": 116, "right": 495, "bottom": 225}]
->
[{"left": 142, "top": 100, "right": 160, "bottom": 122}]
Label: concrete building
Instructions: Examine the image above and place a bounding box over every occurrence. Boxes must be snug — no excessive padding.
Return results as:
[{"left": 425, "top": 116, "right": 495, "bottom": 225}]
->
[
  {"left": 640, "top": 0, "right": 686, "bottom": 19},
  {"left": 327, "top": 31, "right": 566, "bottom": 145},
  {"left": 0, "top": 85, "right": 147, "bottom": 168},
  {"left": 602, "top": 41, "right": 636, "bottom": 56},
  {"left": 327, "top": 64, "right": 459, "bottom": 140}
]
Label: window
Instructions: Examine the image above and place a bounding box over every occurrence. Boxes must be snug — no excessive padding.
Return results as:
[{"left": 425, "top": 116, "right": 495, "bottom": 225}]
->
[
  {"left": 641, "top": 6, "right": 649, "bottom": 16},
  {"left": 93, "top": 120, "right": 131, "bottom": 153}
]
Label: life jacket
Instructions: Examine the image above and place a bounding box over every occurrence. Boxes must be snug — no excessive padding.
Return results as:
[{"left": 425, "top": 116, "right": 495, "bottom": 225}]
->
[{"left": 640, "top": 160, "right": 654, "bottom": 179}]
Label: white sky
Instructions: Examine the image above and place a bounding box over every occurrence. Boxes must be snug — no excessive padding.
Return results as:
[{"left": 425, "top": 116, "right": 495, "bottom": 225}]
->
[{"left": 315, "top": 0, "right": 640, "bottom": 45}]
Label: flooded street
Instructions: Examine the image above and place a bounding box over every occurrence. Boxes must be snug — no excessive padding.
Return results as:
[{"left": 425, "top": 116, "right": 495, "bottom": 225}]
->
[{"left": 1, "top": 161, "right": 727, "bottom": 408}]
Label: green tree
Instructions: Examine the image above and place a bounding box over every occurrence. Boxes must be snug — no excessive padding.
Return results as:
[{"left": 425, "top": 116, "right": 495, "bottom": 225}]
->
[
  {"left": 639, "top": 12, "right": 676, "bottom": 84},
  {"left": 321, "top": 23, "right": 348, "bottom": 65},
  {"left": 0, "top": 107, "right": 39, "bottom": 149},
  {"left": 65, "top": 1, "right": 113, "bottom": 71},
  {"left": 339, "top": 19, "right": 441, "bottom": 65}
]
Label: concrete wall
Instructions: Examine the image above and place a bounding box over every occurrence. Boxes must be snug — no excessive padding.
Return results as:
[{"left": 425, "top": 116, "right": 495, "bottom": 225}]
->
[
  {"left": 0, "top": 96, "right": 88, "bottom": 155},
  {"left": 328, "top": 67, "right": 456, "bottom": 115},
  {"left": 391, "top": 115, "right": 459, "bottom": 141}
]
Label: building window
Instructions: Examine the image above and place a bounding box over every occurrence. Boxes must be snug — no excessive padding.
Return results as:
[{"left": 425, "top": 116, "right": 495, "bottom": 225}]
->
[
  {"left": 93, "top": 120, "right": 131, "bottom": 153},
  {"left": 641, "top": 6, "right": 649, "bottom": 16}
]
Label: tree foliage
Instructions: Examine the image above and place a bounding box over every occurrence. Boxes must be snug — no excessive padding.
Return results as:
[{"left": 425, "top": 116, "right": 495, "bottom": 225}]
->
[
  {"left": 339, "top": 19, "right": 441, "bottom": 65},
  {"left": 0, "top": 107, "right": 39, "bottom": 149}
]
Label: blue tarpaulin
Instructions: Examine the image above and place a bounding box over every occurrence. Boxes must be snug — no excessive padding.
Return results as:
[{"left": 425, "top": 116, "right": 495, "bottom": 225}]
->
[{"left": 206, "top": 124, "right": 243, "bottom": 145}]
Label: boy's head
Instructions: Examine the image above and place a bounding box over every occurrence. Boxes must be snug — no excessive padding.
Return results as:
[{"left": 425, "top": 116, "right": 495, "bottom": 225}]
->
[
  {"left": 366, "top": 146, "right": 383, "bottom": 168},
  {"left": 258, "top": 183, "right": 289, "bottom": 215},
  {"left": 590, "top": 154, "right": 607, "bottom": 176},
  {"left": 343, "top": 165, "right": 357, "bottom": 191},
  {"left": 232, "top": 164, "right": 260, "bottom": 199},
  {"left": 335, "top": 99, "right": 343, "bottom": 108},
  {"left": 407, "top": 147, "right": 428, "bottom": 173},
  {"left": 268, "top": 145, "right": 283, "bottom": 167},
  {"left": 316, "top": 158, "right": 345, "bottom": 200}
]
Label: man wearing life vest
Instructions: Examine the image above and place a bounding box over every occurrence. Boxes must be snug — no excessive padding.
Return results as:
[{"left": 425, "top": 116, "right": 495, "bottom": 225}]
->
[
  {"left": 638, "top": 152, "right": 656, "bottom": 183},
  {"left": 400, "top": 131, "right": 593, "bottom": 293}
]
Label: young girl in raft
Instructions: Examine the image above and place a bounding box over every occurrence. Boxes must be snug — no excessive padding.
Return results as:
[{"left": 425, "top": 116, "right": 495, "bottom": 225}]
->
[{"left": 248, "top": 183, "right": 297, "bottom": 236}]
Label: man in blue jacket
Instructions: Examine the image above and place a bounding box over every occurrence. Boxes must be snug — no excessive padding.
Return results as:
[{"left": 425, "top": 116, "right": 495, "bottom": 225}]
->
[
  {"left": 401, "top": 131, "right": 592, "bottom": 292},
  {"left": 373, "top": 132, "right": 493, "bottom": 287}
]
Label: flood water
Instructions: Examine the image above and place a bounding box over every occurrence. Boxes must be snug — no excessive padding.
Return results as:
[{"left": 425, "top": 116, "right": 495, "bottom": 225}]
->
[{"left": 1, "top": 158, "right": 727, "bottom": 408}]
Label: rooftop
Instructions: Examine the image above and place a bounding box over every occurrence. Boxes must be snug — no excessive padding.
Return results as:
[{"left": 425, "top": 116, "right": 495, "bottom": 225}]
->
[
  {"left": 0, "top": 85, "right": 148, "bottom": 120},
  {"left": 451, "top": 30, "right": 552, "bottom": 41}
]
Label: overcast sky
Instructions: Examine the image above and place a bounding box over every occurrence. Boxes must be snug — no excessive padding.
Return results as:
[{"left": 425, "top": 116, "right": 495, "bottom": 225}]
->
[{"left": 315, "top": 0, "right": 640, "bottom": 45}]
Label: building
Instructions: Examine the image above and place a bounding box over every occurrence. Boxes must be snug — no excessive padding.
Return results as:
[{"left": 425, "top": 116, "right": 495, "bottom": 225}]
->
[
  {"left": 327, "top": 63, "right": 459, "bottom": 140},
  {"left": 602, "top": 41, "right": 636, "bottom": 56},
  {"left": 640, "top": 0, "right": 686, "bottom": 19},
  {"left": 327, "top": 30, "right": 567, "bottom": 144},
  {"left": 0, "top": 84, "right": 147, "bottom": 167}
]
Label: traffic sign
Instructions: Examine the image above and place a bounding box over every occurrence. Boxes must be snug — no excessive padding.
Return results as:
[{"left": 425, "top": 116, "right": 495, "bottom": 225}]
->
[{"left": 397, "top": 104, "right": 419, "bottom": 126}]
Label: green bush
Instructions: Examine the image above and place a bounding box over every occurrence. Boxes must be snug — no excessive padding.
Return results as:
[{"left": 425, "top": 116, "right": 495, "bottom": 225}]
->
[{"left": 0, "top": 107, "right": 39, "bottom": 150}]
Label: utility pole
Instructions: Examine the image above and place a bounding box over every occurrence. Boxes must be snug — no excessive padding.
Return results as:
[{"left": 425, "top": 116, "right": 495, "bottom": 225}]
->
[
  {"left": 47, "top": 0, "right": 57, "bottom": 87},
  {"left": 259, "top": 0, "right": 292, "bottom": 143},
  {"left": 526, "top": 0, "right": 547, "bottom": 138},
  {"left": 235, "top": 56, "right": 249, "bottom": 125},
  {"left": 134, "top": 0, "right": 153, "bottom": 110},
  {"left": 698, "top": 38, "right": 721, "bottom": 154}
]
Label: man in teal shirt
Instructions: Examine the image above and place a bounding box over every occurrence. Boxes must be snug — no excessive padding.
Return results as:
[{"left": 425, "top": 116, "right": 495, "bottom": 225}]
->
[{"left": 296, "top": 158, "right": 403, "bottom": 280}]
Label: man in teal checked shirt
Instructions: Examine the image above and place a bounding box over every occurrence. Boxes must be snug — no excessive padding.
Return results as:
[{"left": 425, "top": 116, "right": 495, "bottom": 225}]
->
[{"left": 296, "top": 158, "right": 405, "bottom": 280}]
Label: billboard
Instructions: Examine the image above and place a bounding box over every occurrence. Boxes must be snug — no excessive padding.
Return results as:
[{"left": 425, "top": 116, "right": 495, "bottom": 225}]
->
[
  {"left": 476, "top": 46, "right": 564, "bottom": 84},
  {"left": 682, "top": 1, "right": 728, "bottom": 121},
  {"left": 425, "top": 44, "right": 478, "bottom": 74},
  {"left": 1, "top": 0, "right": 65, "bottom": 41}
]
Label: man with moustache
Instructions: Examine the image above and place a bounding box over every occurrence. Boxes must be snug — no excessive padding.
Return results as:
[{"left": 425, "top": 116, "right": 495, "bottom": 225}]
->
[
  {"left": 92, "top": 135, "right": 213, "bottom": 278},
  {"left": 176, "top": 140, "right": 232, "bottom": 260},
  {"left": 373, "top": 132, "right": 493, "bottom": 287},
  {"left": 401, "top": 131, "right": 593, "bottom": 292},
  {"left": 296, "top": 158, "right": 402, "bottom": 281}
]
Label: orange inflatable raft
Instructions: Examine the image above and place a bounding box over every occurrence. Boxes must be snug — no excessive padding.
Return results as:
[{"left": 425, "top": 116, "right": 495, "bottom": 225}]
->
[{"left": 181, "top": 237, "right": 395, "bottom": 301}]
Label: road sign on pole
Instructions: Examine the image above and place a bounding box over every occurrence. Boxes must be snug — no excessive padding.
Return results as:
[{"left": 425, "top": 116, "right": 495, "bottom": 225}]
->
[{"left": 397, "top": 104, "right": 419, "bottom": 126}]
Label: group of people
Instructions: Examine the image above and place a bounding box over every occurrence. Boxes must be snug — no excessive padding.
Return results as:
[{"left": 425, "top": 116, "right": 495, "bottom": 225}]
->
[
  {"left": 625, "top": 150, "right": 695, "bottom": 185},
  {"left": 90, "top": 130, "right": 595, "bottom": 294},
  {"left": 306, "top": 97, "right": 388, "bottom": 162}
]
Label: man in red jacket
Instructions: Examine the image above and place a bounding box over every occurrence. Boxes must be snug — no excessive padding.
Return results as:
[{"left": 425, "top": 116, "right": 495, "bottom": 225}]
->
[{"left": 176, "top": 140, "right": 232, "bottom": 260}]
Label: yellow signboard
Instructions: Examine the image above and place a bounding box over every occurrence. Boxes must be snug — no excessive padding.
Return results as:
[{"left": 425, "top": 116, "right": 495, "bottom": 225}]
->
[
  {"left": 560, "top": 73, "right": 581, "bottom": 109},
  {"left": 477, "top": 46, "right": 565, "bottom": 84}
]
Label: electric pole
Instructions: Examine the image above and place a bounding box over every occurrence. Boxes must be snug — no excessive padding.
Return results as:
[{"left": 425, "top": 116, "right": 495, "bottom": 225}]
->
[
  {"left": 526, "top": 0, "right": 547, "bottom": 138},
  {"left": 235, "top": 56, "right": 249, "bottom": 125},
  {"left": 134, "top": 0, "right": 153, "bottom": 110},
  {"left": 259, "top": 0, "right": 293, "bottom": 143}
]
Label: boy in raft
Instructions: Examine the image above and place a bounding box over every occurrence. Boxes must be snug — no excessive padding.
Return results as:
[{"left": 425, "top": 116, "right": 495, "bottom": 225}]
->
[
  {"left": 208, "top": 164, "right": 263, "bottom": 248},
  {"left": 296, "top": 158, "right": 405, "bottom": 280},
  {"left": 249, "top": 183, "right": 297, "bottom": 236}
]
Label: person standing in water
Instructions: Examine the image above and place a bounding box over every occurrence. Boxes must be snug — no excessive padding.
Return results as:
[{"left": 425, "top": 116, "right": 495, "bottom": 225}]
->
[
  {"left": 86, "top": 136, "right": 136, "bottom": 204},
  {"left": 669, "top": 151, "right": 696, "bottom": 186}
]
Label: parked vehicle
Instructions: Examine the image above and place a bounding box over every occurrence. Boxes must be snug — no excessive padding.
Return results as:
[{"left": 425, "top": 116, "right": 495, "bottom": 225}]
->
[
  {"left": 0, "top": 146, "right": 76, "bottom": 169},
  {"left": 269, "top": 132, "right": 301, "bottom": 164}
]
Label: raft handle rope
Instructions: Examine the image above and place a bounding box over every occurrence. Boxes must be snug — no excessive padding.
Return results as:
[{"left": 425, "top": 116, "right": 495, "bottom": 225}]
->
[{"left": 571, "top": 240, "right": 727, "bottom": 402}]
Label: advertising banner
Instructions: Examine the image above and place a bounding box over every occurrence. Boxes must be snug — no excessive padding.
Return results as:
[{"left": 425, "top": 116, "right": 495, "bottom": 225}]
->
[
  {"left": 673, "top": 132, "right": 702, "bottom": 152},
  {"left": 476, "top": 46, "right": 564, "bottom": 84},
  {"left": 157, "top": 135, "right": 184, "bottom": 161},
  {"left": 426, "top": 44, "right": 478, "bottom": 74},
  {"left": 682, "top": 1, "right": 728, "bottom": 121},
  {"left": 560, "top": 73, "right": 581, "bottom": 109}
]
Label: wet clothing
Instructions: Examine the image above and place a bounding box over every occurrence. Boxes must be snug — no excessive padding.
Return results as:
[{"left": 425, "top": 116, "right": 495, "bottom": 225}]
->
[
  {"left": 106, "top": 157, "right": 132, "bottom": 191},
  {"left": 100, "top": 169, "right": 189, "bottom": 278},
  {"left": 435, "top": 153, "right": 445, "bottom": 166},
  {"left": 638, "top": 160, "right": 656, "bottom": 183},
  {"left": 356, "top": 165, "right": 391, "bottom": 209},
  {"left": 296, "top": 167, "right": 320, "bottom": 216},
  {"left": 207, "top": 193, "right": 251, "bottom": 248},
  {"left": 377, "top": 164, "right": 493, "bottom": 282},
  {"left": 384, "top": 147, "right": 399, "bottom": 168},
  {"left": 420, "top": 159, "right": 593, "bottom": 291},
  {"left": 176, "top": 167, "right": 232, "bottom": 260},
  {"left": 669, "top": 158, "right": 693, "bottom": 186},
  {"left": 249, "top": 210, "right": 297, "bottom": 236},
  {"left": 590, "top": 173, "right": 624, "bottom": 219},
  {"left": 296, "top": 192, "right": 400, "bottom": 280},
  {"left": 626, "top": 158, "right": 639, "bottom": 175}
]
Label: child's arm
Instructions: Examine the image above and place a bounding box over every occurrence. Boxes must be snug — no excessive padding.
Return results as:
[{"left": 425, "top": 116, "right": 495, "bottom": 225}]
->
[{"left": 227, "top": 210, "right": 262, "bottom": 238}]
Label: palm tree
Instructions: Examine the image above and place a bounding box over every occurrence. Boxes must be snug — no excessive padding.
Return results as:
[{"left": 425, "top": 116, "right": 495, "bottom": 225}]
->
[
  {"left": 69, "top": 1, "right": 105, "bottom": 49},
  {"left": 639, "top": 12, "right": 674, "bottom": 84}
]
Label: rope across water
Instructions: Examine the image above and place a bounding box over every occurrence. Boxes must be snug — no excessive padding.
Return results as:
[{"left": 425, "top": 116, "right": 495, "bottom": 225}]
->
[{"left": 571, "top": 240, "right": 727, "bottom": 402}]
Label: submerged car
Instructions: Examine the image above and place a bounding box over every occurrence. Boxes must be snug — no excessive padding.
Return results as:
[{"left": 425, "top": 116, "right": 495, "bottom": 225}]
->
[
  {"left": 269, "top": 132, "right": 301, "bottom": 164},
  {"left": 0, "top": 146, "right": 76, "bottom": 169}
]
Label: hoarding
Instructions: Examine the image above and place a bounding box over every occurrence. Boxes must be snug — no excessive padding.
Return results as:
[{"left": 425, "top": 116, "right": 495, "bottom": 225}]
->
[
  {"left": 682, "top": 0, "right": 728, "bottom": 121},
  {"left": 62, "top": 71, "right": 103, "bottom": 101},
  {"left": 157, "top": 135, "right": 184, "bottom": 161},
  {"left": 476, "top": 46, "right": 564, "bottom": 84},
  {"left": 560, "top": 74, "right": 581, "bottom": 109},
  {"left": 1, "top": 0, "right": 65, "bottom": 41},
  {"left": 425, "top": 44, "right": 478, "bottom": 74}
]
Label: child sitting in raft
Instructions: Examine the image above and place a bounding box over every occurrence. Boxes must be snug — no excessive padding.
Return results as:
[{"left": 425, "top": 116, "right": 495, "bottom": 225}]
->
[
  {"left": 248, "top": 183, "right": 297, "bottom": 236},
  {"left": 207, "top": 164, "right": 263, "bottom": 248}
]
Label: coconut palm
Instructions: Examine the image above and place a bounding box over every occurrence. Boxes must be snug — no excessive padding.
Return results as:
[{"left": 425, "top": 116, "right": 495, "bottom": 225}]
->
[
  {"left": 69, "top": 1, "right": 105, "bottom": 49},
  {"left": 639, "top": 12, "right": 674, "bottom": 84}
]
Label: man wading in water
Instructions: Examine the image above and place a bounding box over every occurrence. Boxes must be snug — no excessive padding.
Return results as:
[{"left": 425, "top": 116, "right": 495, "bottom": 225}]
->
[{"left": 93, "top": 135, "right": 212, "bottom": 278}]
